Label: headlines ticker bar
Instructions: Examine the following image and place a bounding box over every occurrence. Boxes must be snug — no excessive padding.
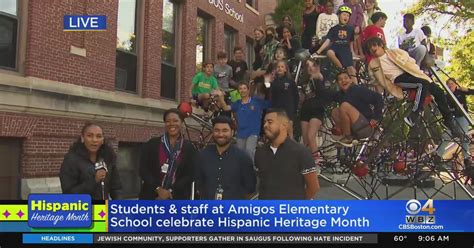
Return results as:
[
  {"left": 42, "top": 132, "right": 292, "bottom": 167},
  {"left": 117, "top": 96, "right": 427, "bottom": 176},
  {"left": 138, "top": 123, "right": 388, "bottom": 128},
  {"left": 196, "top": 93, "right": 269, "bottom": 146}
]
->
[{"left": 93, "top": 233, "right": 378, "bottom": 244}]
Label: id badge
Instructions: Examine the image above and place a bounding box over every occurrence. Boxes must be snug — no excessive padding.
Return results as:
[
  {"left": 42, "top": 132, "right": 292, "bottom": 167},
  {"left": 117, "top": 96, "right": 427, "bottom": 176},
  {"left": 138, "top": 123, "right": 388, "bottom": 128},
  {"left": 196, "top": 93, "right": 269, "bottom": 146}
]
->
[
  {"left": 161, "top": 163, "right": 169, "bottom": 173},
  {"left": 215, "top": 186, "right": 224, "bottom": 200}
]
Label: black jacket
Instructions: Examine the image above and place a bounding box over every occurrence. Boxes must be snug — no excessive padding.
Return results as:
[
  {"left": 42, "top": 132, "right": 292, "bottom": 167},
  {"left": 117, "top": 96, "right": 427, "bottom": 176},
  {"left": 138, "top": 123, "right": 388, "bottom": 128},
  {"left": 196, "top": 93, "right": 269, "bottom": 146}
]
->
[
  {"left": 270, "top": 75, "right": 299, "bottom": 119},
  {"left": 281, "top": 37, "right": 301, "bottom": 59},
  {"left": 253, "top": 43, "right": 264, "bottom": 70},
  {"left": 60, "top": 152, "right": 122, "bottom": 200},
  {"left": 138, "top": 137, "right": 197, "bottom": 200},
  {"left": 340, "top": 85, "right": 383, "bottom": 121}
]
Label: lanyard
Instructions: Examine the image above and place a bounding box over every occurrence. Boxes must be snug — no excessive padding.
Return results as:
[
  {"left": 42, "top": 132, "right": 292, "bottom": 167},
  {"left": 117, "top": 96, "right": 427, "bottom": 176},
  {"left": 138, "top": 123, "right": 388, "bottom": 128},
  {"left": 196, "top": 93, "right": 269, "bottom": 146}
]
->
[
  {"left": 161, "top": 135, "right": 183, "bottom": 189},
  {"left": 163, "top": 134, "right": 183, "bottom": 156}
]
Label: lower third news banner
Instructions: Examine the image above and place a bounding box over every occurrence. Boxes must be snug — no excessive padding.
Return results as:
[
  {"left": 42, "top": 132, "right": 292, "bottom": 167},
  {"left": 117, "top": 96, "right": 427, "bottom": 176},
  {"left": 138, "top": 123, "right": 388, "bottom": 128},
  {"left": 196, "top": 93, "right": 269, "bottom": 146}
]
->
[
  {"left": 93, "top": 233, "right": 377, "bottom": 244},
  {"left": 6, "top": 198, "right": 473, "bottom": 245},
  {"left": 107, "top": 200, "right": 473, "bottom": 233}
]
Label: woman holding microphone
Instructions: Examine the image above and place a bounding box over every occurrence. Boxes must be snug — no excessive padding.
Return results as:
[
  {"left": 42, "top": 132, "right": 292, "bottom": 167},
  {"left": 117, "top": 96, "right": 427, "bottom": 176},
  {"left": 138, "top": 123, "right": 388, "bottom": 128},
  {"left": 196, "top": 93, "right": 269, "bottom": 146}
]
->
[{"left": 60, "top": 122, "right": 122, "bottom": 200}]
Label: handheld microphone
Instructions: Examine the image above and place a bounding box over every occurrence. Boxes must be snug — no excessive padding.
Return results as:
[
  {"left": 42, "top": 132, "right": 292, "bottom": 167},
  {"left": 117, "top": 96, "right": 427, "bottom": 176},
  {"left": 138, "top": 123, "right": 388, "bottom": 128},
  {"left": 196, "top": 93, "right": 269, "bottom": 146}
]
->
[
  {"left": 94, "top": 160, "right": 108, "bottom": 172},
  {"left": 94, "top": 160, "right": 107, "bottom": 200}
]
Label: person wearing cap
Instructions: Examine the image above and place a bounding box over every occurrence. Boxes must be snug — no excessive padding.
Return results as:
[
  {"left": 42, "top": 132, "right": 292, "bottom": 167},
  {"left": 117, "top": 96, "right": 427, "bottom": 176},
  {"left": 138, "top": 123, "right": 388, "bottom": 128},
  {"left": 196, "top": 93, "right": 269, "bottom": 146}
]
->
[{"left": 315, "top": 5, "right": 358, "bottom": 84}]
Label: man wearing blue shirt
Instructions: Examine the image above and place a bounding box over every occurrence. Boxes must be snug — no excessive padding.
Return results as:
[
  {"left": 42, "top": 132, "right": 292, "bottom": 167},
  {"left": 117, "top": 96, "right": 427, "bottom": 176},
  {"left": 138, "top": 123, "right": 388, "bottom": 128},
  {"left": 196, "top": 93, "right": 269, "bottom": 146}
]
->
[{"left": 217, "top": 82, "right": 270, "bottom": 161}]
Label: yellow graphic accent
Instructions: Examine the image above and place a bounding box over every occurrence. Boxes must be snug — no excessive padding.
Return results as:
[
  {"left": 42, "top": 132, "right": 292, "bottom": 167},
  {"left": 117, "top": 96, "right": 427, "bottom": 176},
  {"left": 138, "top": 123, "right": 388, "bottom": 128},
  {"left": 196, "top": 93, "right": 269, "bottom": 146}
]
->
[
  {"left": 0, "top": 205, "right": 28, "bottom": 221},
  {"left": 421, "top": 199, "right": 436, "bottom": 215},
  {"left": 0, "top": 204, "right": 107, "bottom": 232}
]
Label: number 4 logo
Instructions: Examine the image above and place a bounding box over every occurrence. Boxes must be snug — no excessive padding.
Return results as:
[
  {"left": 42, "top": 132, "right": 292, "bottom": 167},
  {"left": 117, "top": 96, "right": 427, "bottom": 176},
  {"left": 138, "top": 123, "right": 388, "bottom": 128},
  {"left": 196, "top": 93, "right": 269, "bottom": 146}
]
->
[{"left": 421, "top": 199, "right": 436, "bottom": 215}]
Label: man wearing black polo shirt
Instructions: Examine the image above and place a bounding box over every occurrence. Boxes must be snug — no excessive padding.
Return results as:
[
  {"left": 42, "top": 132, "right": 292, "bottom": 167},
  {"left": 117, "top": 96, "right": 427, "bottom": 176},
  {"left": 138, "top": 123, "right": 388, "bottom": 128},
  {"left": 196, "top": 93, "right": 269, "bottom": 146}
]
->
[
  {"left": 197, "top": 116, "right": 256, "bottom": 200},
  {"left": 255, "top": 109, "right": 320, "bottom": 200}
]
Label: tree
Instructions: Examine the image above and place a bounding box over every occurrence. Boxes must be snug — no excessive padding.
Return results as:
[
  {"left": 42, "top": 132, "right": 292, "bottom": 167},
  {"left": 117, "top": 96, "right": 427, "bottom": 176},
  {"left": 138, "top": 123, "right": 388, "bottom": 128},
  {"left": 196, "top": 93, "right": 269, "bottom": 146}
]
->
[
  {"left": 405, "top": 1, "right": 473, "bottom": 87},
  {"left": 407, "top": 0, "right": 473, "bottom": 26},
  {"left": 272, "top": 0, "right": 305, "bottom": 35},
  {"left": 446, "top": 30, "right": 473, "bottom": 88}
]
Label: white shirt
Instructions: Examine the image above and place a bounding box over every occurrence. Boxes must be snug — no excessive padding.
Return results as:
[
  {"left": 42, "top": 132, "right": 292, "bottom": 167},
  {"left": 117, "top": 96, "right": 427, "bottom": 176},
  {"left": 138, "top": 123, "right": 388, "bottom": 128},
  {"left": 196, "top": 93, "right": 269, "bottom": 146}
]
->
[
  {"left": 333, "top": 0, "right": 344, "bottom": 14},
  {"left": 398, "top": 29, "right": 426, "bottom": 52},
  {"left": 270, "top": 146, "right": 278, "bottom": 154},
  {"left": 316, "top": 13, "right": 339, "bottom": 39},
  {"left": 379, "top": 54, "right": 405, "bottom": 82}
]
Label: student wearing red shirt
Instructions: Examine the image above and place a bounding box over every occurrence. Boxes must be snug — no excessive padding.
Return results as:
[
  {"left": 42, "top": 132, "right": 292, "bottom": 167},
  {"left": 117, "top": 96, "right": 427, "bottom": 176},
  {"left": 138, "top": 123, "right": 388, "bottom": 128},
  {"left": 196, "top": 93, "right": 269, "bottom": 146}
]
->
[{"left": 360, "top": 12, "right": 387, "bottom": 63}]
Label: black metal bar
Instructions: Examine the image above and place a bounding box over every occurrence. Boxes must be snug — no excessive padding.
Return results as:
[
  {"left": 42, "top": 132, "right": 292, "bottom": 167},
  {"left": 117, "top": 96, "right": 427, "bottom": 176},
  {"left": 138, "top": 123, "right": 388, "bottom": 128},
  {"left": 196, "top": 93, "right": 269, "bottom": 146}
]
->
[{"left": 430, "top": 66, "right": 473, "bottom": 125}]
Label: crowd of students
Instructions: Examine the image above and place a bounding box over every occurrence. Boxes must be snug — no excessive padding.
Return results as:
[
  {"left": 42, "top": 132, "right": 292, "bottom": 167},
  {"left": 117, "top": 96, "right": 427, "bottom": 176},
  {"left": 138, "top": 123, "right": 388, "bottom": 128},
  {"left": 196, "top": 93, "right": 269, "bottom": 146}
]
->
[{"left": 59, "top": 0, "right": 473, "bottom": 201}]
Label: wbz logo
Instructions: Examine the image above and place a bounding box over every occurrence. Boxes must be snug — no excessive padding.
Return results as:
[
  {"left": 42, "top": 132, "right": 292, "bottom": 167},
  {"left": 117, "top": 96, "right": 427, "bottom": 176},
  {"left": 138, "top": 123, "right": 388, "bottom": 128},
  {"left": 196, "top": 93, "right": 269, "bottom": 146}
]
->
[{"left": 405, "top": 199, "right": 436, "bottom": 224}]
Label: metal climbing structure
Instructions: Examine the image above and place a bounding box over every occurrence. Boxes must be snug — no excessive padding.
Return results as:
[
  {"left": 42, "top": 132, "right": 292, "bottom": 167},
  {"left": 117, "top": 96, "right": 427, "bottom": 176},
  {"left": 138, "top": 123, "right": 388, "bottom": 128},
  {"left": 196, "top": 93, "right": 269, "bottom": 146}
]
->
[
  {"left": 315, "top": 64, "right": 473, "bottom": 200},
  {"left": 179, "top": 50, "right": 473, "bottom": 200}
]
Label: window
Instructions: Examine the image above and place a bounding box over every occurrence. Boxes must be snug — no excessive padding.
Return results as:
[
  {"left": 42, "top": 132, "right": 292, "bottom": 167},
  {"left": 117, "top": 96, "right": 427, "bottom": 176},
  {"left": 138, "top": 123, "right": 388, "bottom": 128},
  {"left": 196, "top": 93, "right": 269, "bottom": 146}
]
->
[
  {"left": 115, "top": 0, "right": 138, "bottom": 92},
  {"left": 0, "top": 0, "right": 18, "bottom": 70},
  {"left": 224, "top": 27, "right": 236, "bottom": 59},
  {"left": 0, "top": 138, "right": 21, "bottom": 199},
  {"left": 161, "top": 0, "right": 178, "bottom": 99},
  {"left": 116, "top": 142, "right": 141, "bottom": 199},
  {"left": 246, "top": 0, "right": 257, "bottom": 9},
  {"left": 246, "top": 38, "right": 254, "bottom": 72},
  {"left": 196, "top": 15, "right": 210, "bottom": 73}
]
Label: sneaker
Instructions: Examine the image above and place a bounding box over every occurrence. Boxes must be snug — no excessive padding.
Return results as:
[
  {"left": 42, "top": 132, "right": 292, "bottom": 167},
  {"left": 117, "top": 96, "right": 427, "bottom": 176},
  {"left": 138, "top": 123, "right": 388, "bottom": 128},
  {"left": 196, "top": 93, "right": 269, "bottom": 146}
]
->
[{"left": 337, "top": 136, "right": 358, "bottom": 147}]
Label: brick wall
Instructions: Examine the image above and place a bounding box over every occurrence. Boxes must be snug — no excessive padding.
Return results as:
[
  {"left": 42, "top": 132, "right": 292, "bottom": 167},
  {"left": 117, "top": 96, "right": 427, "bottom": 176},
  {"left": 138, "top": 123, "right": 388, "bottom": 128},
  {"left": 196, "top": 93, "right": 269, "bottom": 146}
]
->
[
  {"left": 142, "top": 0, "right": 162, "bottom": 99},
  {"left": 181, "top": 0, "right": 277, "bottom": 100},
  {"left": 26, "top": 0, "right": 118, "bottom": 91},
  {"left": 0, "top": 112, "right": 163, "bottom": 178},
  {"left": 24, "top": 0, "right": 276, "bottom": 100},
  {"left": 2, "top": 0, "right": 277, "bottom": 180}
]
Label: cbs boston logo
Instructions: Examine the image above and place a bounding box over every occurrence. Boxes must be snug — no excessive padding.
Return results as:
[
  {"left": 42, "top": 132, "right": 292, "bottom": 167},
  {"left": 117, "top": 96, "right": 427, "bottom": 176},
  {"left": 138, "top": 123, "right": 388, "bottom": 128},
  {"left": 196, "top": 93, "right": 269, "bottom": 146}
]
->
[{"left": 405, "top": 199, "right": 436, "bottom": 224}]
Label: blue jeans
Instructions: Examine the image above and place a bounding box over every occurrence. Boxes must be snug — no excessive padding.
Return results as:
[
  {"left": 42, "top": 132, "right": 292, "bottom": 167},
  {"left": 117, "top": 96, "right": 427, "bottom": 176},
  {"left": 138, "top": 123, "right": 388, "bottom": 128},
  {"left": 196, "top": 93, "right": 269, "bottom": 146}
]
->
[{"left": 437, "top": 117, "right": 470, "bottom": 158}]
